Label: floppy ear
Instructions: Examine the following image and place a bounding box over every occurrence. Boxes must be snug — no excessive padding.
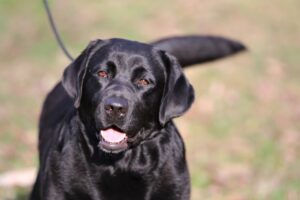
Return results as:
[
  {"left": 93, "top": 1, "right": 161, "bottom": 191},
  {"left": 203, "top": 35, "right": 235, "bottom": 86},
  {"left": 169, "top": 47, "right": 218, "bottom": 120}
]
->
[
  {"left": 159, "top": 51, "right": 195, "bottom": 125},
  {"left": 62, "top": 39, "right": 105, "bottom": 108}
]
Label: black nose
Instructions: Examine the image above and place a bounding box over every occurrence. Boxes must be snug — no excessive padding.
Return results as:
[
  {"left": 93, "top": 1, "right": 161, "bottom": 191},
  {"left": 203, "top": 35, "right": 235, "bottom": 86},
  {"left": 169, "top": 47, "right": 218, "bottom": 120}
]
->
[{"left": 104, "top": 97, "right": 128, "bottom": 119}]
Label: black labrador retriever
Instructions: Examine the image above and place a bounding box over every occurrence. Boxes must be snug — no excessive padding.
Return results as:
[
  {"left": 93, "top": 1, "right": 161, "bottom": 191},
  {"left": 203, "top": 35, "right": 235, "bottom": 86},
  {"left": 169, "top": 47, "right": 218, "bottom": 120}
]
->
[{"left": 30, "top": 36, "right": 245, "bottom": 200}]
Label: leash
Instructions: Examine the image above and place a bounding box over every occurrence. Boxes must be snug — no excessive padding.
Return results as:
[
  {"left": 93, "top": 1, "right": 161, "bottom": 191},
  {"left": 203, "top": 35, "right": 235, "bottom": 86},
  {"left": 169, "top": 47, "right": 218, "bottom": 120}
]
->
[{"left": 43, "top": 0, "right": 74, "bottom": 61}]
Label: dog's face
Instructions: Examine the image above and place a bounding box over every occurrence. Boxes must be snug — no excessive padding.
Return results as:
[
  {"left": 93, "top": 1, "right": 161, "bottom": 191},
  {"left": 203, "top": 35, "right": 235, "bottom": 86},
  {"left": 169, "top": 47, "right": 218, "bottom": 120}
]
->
[{"left": 62, "top": 39, "right": 194, "bottom": 153}]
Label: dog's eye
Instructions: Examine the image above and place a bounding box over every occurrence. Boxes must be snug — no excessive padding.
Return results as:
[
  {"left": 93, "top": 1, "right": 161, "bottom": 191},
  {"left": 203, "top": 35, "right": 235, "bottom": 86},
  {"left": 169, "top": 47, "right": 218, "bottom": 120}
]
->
[
  {"left": 98, "top": 71, "right": 108, "bottom": 78},
  {"left": 137, "top": 79, "right": 150, "bottom": 86}
]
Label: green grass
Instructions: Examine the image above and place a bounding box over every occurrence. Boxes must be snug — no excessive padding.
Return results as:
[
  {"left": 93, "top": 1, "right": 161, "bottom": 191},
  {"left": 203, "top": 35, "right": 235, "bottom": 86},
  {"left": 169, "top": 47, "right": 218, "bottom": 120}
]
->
[{"left": 0, "top": 0, "right": 300, "bottom": 199}]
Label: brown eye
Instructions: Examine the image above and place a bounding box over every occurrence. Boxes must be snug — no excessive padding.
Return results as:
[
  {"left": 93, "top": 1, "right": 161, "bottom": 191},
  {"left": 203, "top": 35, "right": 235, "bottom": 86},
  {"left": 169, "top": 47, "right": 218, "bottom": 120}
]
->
[
  {"left": 98, "top": 71, "right": 108, "bottom": 78},
  {"left": 137, "top": 79, "right": 150, "bottom": 86}
]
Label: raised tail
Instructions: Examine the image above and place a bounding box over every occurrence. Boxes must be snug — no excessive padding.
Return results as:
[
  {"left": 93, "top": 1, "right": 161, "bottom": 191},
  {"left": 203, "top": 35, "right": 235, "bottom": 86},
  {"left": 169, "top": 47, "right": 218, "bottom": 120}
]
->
[{"left": 151, "top": 35, "right": 246, "bottom": 68}]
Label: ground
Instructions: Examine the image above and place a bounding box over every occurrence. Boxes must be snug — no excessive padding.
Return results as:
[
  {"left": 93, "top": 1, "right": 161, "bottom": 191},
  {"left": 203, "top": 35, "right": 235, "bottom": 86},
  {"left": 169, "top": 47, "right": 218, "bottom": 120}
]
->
[{"left": 0, "top": 0, "right": 300, "bottom": 199}]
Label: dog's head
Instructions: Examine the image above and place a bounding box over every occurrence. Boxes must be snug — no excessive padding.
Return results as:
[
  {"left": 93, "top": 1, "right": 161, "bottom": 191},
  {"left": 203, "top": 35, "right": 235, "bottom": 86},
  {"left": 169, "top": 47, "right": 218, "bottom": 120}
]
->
[{"left": 62, "top": 38, "right": 194, "bottom": 153}]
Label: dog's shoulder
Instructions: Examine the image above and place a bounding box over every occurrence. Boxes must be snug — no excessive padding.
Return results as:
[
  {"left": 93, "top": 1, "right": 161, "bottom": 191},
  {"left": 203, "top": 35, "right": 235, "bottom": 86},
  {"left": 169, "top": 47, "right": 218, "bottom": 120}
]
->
[{"left": 38, "top": 82, "right": 75, "bottom": 159}]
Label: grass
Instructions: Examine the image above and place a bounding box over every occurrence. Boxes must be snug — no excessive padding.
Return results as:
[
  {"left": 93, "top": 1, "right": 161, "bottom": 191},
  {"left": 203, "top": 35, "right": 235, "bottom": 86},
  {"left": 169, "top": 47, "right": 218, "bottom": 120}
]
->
[{"left": 0, "top": 0, "right": 300, "bottom": 199}]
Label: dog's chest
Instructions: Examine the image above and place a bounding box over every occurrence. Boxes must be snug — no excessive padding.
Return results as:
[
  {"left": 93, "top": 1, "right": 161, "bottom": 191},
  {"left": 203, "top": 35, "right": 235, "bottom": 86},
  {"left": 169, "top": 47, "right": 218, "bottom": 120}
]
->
[
  {"left": 56, "top": 149, "right": 153, "bottom": 200},
  {"left": 94, "top": 169, "right": 151, "bottom": 200},
  {"left": 66, "top": 162, "right": 153, "bottom": 200}
]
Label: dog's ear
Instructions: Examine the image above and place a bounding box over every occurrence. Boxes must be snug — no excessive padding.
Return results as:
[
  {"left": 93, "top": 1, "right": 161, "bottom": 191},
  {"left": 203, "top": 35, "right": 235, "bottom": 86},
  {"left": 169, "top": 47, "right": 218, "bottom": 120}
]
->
[
  {"left": 159, "top": 51, "right": 195, "bottom": 126},
  {"left": 62, "top": 39, "right": 105, "bottom": 108}
]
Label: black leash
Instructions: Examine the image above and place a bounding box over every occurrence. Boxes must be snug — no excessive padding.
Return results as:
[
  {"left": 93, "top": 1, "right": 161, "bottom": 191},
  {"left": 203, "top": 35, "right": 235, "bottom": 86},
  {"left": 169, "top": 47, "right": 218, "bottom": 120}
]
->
[{"left": 43, "top": 0, "right": 74, "bottom": 61}]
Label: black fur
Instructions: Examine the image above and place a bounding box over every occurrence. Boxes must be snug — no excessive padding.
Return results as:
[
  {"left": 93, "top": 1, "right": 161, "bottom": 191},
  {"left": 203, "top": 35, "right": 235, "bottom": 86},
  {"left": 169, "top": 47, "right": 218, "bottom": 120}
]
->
[
  {"left": 30, "top": 36, "right": 245, "bottom": 200},
  {"left": 151, "top": 35, "right": 246, "bottom": 67}
]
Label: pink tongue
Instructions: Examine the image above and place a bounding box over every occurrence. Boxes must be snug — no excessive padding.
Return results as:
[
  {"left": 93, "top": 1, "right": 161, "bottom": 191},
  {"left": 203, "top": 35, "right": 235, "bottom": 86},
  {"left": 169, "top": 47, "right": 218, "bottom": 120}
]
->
[{"left": 100, "top": 128, "right": 126, "bottom": 143}]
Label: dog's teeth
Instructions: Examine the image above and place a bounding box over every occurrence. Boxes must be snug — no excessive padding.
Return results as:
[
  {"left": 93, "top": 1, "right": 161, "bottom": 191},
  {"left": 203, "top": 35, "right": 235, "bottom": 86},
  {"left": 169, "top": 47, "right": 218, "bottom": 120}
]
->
[{"left": 102, "top": 137, "right": 126, "bottom": 145}]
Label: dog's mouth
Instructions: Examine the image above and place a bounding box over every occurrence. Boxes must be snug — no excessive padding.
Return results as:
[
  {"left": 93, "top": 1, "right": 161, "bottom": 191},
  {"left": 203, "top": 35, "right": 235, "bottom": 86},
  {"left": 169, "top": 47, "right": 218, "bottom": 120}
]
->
[{"left": 98, "top": 127, "right": 128, "bottom": 153}]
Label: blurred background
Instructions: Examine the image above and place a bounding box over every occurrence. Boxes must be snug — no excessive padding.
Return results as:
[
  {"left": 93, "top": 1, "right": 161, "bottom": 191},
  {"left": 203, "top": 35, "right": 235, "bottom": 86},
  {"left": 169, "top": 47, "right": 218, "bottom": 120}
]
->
[{"left": 0, "top": 0, "right": 299, "bottom": 199}]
